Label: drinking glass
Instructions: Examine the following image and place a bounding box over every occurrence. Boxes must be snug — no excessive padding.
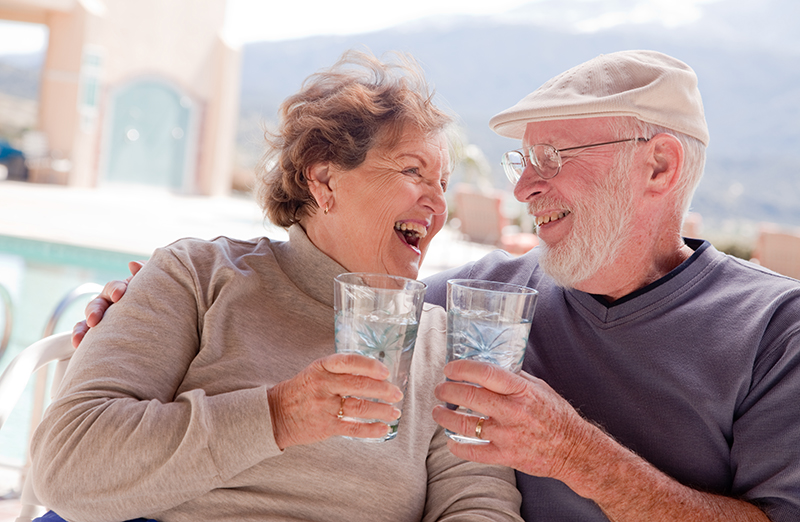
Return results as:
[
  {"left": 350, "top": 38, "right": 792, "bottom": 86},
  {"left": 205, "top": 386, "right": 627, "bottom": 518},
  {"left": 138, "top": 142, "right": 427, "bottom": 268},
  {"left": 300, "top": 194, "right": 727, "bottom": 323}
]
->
[
  {"left": 445, "top": 279, "right": 538, "bottom": 444},
  {"left": 334, "top": 272, "right": 427, "bottom": 442}
]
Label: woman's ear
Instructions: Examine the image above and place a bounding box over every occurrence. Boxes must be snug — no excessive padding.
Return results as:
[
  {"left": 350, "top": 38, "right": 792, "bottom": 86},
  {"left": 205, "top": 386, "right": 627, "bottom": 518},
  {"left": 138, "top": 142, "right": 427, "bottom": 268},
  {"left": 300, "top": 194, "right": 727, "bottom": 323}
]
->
[
  {"left": 306, "top": 162, "right": 333, "bottom": 211},
  {"left": 645, "top": 133, "right": 684, "bottom": 196}
]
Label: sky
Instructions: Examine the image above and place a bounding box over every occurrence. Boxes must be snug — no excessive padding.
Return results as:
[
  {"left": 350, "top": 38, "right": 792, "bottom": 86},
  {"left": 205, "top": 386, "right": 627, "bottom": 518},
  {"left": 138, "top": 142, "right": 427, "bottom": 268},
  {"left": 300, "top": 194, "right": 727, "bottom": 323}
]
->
[{"left": 0, "top": 0, "right": 721, "bottom": 55}]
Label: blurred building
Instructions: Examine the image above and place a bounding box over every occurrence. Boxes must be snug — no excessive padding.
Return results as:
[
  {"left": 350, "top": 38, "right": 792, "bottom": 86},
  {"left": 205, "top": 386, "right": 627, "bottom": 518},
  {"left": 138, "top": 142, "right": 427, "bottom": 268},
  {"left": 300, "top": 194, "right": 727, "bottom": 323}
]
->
[{"left": 0, "top": 0, "right": 240, "bottom": 196}]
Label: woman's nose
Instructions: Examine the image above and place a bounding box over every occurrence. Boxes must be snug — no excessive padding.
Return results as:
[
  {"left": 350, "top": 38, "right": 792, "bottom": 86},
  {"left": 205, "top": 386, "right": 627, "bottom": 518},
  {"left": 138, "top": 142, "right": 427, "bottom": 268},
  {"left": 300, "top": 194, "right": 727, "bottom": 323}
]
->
[{"left": 425, "top": 182, "right": 448, "bottom": 215}]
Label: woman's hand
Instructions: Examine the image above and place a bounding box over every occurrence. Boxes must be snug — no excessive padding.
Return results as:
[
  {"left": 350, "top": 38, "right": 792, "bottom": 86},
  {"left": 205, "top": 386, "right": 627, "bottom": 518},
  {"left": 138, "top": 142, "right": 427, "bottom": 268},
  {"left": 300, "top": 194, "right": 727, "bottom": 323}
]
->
[
  {"left": 268, "top": 353, "right": 403, "bottom": 449},
  {"left": 72, "top": 261, "right": 145, "bottom": 347}
]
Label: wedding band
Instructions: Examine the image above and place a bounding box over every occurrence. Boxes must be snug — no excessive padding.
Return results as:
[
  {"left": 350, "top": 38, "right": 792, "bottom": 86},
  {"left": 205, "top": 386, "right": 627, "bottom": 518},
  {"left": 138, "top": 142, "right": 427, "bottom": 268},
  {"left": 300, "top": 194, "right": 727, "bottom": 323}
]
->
[
  {"left": 337, "top": 397, "right": 346, "bottom": 420},
  {"left": 475, "top": 417, "right": 485, "bottom": 439}
]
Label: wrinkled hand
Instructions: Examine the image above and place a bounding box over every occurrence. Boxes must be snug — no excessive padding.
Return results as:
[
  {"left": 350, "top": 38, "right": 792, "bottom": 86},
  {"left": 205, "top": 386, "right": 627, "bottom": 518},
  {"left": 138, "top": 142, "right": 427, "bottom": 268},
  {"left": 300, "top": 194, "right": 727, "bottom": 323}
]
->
[
  {"left": 432, "top": 359, "right": 593, "bottom": 481},
  {"left": 268, "top": 353, "right": 403, "bottom": 450},
  {"left": 72, "top": 261, "right": 145, "bottom": 348}
]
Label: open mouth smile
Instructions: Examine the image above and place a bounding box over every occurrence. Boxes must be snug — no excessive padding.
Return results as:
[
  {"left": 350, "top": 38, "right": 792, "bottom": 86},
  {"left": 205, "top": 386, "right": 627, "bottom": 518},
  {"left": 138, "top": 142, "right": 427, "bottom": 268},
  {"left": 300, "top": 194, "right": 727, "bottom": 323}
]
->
[
  {"left": 394, "top": 221, "right": 428, "bottom": 250},
  {"left": 536, "top": 210, "right": 571, "bottom": 227}
]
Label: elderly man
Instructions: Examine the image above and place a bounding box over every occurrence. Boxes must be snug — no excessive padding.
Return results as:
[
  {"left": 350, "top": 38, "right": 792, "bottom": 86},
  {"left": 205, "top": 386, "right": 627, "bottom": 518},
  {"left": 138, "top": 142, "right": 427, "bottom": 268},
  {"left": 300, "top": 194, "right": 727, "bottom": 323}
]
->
[
  {"left": 426, "top": 50, "right": 800, "bottom": 521},
  {"left": 73, "top": 51, "right": 798, "bottom": 522}
]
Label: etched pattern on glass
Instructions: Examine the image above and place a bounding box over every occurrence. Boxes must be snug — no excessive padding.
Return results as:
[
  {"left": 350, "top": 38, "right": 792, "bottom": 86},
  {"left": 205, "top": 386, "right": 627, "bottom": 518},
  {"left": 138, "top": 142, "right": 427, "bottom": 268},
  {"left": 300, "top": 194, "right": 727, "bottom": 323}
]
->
[
  {"left": 335, "top": 313, "right": 419, "bottom": 441},
  {"left": 446, "top": 310, "right": 530, "bottom": 373},
  {"left": 445, "top": 309, "right": 532, "bottom": 444}
]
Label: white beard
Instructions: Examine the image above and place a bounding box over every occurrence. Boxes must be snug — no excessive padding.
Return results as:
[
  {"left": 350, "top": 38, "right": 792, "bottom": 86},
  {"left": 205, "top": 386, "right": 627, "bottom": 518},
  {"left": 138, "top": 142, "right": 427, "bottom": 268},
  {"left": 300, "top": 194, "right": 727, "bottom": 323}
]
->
[{"left": 536, "top": 152, "right": 636, "bottom": 289}]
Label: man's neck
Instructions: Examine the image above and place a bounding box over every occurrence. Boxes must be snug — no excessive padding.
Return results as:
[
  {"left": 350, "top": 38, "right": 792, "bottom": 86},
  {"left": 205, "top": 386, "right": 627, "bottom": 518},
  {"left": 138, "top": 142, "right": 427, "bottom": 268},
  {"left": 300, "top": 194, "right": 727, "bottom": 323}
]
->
[{"left": 572, "top": 238, "right": 695, "bottom": 303}]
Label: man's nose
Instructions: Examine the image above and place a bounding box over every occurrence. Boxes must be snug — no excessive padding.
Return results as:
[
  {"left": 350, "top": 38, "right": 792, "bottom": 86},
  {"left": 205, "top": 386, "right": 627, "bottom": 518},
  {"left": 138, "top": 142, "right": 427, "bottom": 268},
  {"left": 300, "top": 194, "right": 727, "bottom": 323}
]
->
[{"left": 513, "top": 165, "right": 549, "bottom": 203}]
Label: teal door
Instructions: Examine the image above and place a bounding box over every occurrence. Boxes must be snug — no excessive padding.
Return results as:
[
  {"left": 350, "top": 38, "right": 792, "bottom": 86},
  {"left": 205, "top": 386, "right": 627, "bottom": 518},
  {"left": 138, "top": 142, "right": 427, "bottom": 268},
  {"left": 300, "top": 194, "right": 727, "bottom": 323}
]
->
[{"left": 104, "top": 80, "right": 192, "bottom": 189}]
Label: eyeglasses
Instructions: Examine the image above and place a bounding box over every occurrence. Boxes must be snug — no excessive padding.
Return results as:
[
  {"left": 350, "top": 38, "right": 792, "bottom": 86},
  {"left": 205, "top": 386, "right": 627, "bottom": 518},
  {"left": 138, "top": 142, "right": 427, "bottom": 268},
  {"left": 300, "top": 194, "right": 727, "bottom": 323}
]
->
[{"left": 501, "top": 137, "right": 650, "bottom": 184}]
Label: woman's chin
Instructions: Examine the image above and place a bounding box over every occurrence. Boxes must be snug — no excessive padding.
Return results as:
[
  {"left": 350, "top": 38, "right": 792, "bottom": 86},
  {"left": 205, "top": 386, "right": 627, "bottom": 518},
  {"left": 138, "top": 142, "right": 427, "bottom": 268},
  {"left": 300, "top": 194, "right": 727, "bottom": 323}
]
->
[
  {"left": 390, "top": 261, "right": 420, "bottom": 280},
  {"left": 384, "top": 243, "right": 423, "bottom": 279}
]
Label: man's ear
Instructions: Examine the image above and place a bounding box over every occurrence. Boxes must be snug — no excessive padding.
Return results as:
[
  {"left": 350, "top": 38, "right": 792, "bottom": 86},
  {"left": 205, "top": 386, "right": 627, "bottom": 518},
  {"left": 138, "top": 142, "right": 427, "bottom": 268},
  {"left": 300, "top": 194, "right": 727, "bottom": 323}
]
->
[
  {"left": 306, "top": 162, "right": 333, "bottom": 210},
  {"left": 645, "top": 133, "right": 684, "bottom": 196}
]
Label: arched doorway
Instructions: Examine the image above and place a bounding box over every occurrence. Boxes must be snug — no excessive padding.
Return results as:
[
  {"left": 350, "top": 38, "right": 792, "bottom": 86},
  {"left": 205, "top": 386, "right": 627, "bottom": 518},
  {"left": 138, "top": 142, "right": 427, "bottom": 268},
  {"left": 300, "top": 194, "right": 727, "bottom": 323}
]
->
[{"left": 102, "top": 79, "right": 195, "bottom": 190}]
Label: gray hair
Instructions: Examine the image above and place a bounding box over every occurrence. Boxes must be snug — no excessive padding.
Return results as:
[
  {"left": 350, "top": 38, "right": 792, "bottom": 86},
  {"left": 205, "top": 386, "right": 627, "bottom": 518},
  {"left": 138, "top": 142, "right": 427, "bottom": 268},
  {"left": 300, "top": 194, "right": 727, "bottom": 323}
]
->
[{"left": 610, "top": 117, "right": 706, "bottom": 224}]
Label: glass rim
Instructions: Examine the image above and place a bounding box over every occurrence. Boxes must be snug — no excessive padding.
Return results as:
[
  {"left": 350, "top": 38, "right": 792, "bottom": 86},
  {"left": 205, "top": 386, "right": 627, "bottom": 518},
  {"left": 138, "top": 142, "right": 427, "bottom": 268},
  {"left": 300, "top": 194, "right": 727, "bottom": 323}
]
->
[
  {"left": 446, "top": 278, "right": 537, "bottom": 296},
  {"left": 335, "top": 272, "right": 427, "bottom": 290}
]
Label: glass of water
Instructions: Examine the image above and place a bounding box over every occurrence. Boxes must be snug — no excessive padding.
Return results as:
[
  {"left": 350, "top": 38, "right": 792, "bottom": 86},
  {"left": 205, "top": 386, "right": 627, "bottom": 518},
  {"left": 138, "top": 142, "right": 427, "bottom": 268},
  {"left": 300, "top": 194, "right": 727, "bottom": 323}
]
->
[
  {"left": 334, "top": 273, "right": 427, "bottom": 442},
  {"left": 445, "top": 279, "right": 538, "bottom": 444}
]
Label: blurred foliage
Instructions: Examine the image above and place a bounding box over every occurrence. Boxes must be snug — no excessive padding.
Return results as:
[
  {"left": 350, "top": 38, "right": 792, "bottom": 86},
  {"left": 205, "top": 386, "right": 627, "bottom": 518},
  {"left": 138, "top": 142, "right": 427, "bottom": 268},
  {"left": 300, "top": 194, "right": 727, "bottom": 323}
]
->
[{"left": 709, "top": 236, "right": 755, "bottom": 261}]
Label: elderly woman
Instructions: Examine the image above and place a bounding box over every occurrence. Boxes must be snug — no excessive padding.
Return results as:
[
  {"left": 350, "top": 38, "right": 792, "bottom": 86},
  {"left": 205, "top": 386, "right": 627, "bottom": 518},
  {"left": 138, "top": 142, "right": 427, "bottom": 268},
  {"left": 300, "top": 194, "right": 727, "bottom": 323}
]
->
[{"left": 29, "top": 51, "right": 521, "bottom": 522}]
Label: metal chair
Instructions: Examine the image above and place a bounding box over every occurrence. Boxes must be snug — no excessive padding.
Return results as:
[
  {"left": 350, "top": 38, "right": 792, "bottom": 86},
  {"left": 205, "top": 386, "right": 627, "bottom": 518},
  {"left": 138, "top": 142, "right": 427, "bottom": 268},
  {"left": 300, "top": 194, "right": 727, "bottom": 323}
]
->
[
  {"left": 0, "top": 282, "right": 102, "bottom": 521},
  {"left": 0, "top": 282, "right": 102, "bottom": 425},
  {"left": 0, "top": 332, "right": 73, "bottom": 522}
]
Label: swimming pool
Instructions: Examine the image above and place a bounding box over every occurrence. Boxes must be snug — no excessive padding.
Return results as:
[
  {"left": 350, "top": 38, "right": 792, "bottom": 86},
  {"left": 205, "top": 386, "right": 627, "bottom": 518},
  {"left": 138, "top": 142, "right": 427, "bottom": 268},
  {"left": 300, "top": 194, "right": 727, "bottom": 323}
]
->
[{"left": 0, "top": 234, "right": 139, "bottom": 468}]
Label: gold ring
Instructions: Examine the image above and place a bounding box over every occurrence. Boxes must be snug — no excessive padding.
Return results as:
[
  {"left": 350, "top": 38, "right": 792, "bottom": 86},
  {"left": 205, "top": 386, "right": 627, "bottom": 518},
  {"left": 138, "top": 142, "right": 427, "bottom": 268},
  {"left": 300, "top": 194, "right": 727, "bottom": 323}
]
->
[
  {"left": 475, "top": 417, "right": 485, "bottom": 439},
  {"left": 337, "top": 397, "right": 346, "bottom": 420}
]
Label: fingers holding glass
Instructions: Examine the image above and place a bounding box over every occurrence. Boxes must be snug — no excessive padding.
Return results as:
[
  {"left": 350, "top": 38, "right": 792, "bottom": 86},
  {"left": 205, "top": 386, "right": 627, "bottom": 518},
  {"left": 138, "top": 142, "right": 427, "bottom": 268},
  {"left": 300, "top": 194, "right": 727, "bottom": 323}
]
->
[
  {"left": 335, "top": 396, "right": 401, "bottom": 425},
  {"left": 432, "top": 405, "right": 490, "bottom": 445},
  {"left": 444, "top": 280, "right": 537, "bottom": 444},
  {"left": 334, "top": 273, "right": 427, "bottom": 442}
]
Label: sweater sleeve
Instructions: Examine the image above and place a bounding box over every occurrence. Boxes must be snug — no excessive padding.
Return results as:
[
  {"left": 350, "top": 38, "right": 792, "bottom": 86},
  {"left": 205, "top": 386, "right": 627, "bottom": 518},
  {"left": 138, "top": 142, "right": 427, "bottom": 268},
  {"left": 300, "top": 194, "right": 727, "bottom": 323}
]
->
[
  {"left": 415, "top": 304, "right": 523, "bottom": 521},
  {"left": 423, "top": 426, "right": 523, "bottom": 521},
  {"left": 30, "top": 245, "right": 282, "bottom": 522},
  {"left": 731, "top": 308, "right": 800, "bottom": 521}
]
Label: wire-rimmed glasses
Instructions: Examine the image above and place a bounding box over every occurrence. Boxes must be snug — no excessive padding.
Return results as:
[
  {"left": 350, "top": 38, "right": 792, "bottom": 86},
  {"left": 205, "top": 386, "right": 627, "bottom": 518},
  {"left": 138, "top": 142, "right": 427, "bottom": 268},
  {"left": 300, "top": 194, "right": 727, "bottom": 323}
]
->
[{"left": 501, "top": 137, "right": 650, "bottom": 184}]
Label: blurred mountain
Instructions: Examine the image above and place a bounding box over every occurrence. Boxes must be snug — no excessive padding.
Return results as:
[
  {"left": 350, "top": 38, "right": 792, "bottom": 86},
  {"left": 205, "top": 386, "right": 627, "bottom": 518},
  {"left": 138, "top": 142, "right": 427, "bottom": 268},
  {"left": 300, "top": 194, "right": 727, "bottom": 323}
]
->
[
  {"left": 0, "top": 54, "right": 40, "bottom": 100},
  {"left": 2, "top": 0, "right": 799, "bottom": 230},
  {"left": 237, "top": 0, "right": 800, "bottom": 229}
]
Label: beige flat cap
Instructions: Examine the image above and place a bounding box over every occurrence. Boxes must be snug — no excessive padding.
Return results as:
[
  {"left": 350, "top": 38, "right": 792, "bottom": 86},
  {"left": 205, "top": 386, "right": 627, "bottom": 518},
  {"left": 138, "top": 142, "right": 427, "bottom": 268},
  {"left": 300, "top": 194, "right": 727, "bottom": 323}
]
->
[{"left": 489, "top": 50, "right": 709, "bottom": 146}]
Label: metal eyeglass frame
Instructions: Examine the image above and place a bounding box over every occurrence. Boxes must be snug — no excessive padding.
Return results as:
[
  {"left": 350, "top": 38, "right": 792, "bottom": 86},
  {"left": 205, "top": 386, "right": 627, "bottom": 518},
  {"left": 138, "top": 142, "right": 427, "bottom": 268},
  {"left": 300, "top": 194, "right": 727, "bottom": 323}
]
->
[{"left": 501, "top": 137, "right": 651, "bottom": 184}]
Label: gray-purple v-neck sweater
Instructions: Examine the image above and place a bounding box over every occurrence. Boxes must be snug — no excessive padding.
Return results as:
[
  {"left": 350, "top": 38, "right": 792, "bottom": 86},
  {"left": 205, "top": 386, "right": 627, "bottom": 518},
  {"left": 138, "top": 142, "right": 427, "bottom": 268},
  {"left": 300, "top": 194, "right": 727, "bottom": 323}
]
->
[{"left": 424, "top": 239, "right": 800, "bottom": 522}]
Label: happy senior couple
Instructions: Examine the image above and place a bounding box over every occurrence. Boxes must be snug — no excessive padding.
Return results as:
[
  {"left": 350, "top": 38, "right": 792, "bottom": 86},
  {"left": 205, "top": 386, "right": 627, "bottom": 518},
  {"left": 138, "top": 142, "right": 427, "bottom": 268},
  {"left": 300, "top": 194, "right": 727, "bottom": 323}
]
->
[{"left": 30, "top": 49, "right": 800, "bottom": 522}]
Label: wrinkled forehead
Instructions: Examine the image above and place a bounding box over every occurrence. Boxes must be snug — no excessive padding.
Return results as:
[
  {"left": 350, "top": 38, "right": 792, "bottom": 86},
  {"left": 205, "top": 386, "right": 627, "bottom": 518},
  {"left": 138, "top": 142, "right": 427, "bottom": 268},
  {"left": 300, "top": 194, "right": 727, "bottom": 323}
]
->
[
  {"left": 376, "top": 125, "right": 449, "bottom": 155},
  {"left": 368, "top": 127, "right": 449, "bottom": 175},
  {"left": 374, "top": 117, "right": 449, "bottom": 148},
  {"left": 522, "top": 116, "right": 635, "bottom": 146}
]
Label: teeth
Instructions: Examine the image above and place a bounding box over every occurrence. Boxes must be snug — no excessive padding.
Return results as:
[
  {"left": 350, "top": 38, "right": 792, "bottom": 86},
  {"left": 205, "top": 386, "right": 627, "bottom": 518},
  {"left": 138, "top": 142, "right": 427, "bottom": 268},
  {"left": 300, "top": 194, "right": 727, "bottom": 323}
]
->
[
  {"left": 394, "top": 221, "right": 428, "bottom": 238},
  {"left": 535, "top": 211, "right": 570, "bottom": 227}
]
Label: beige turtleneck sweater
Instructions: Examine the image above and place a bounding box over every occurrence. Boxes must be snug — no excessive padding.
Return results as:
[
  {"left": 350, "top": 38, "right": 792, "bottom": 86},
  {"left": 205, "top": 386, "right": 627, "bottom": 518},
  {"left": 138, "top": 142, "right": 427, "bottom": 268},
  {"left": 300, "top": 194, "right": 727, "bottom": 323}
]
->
[{"left": 31, "top": 225, "right": 521, "bottom": 522}]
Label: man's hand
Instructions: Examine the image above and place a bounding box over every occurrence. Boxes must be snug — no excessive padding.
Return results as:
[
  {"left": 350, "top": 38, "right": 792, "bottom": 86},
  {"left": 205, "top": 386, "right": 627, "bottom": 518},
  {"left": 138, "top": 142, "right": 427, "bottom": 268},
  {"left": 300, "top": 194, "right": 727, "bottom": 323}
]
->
[
  {"left": 432, "top": 359, "right": 588, "bottom": 480},
  {"left": 71, "top": 261, "right": 145, "bottom": 348},
  {"left": 432, "top": 359, "right": 771, "bottom": 522}
]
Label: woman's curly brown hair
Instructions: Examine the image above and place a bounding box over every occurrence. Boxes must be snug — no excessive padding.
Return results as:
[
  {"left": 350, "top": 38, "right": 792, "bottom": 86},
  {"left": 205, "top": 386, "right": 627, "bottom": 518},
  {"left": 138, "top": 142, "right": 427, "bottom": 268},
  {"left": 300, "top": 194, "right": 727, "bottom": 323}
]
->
[{"left": 256, "top": 49, "right": 452, "bottom": 227}]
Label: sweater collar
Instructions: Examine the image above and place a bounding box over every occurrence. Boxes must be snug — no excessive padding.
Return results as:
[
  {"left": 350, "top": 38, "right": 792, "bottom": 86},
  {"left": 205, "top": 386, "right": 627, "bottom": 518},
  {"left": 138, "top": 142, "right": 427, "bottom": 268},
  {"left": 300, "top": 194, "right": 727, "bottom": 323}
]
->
[
  {"left": 565, "top": 239, "right": 717, "bottom": 323},
  {"left": 273, "top": 223, "right": 348, "bottom": 308}
]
